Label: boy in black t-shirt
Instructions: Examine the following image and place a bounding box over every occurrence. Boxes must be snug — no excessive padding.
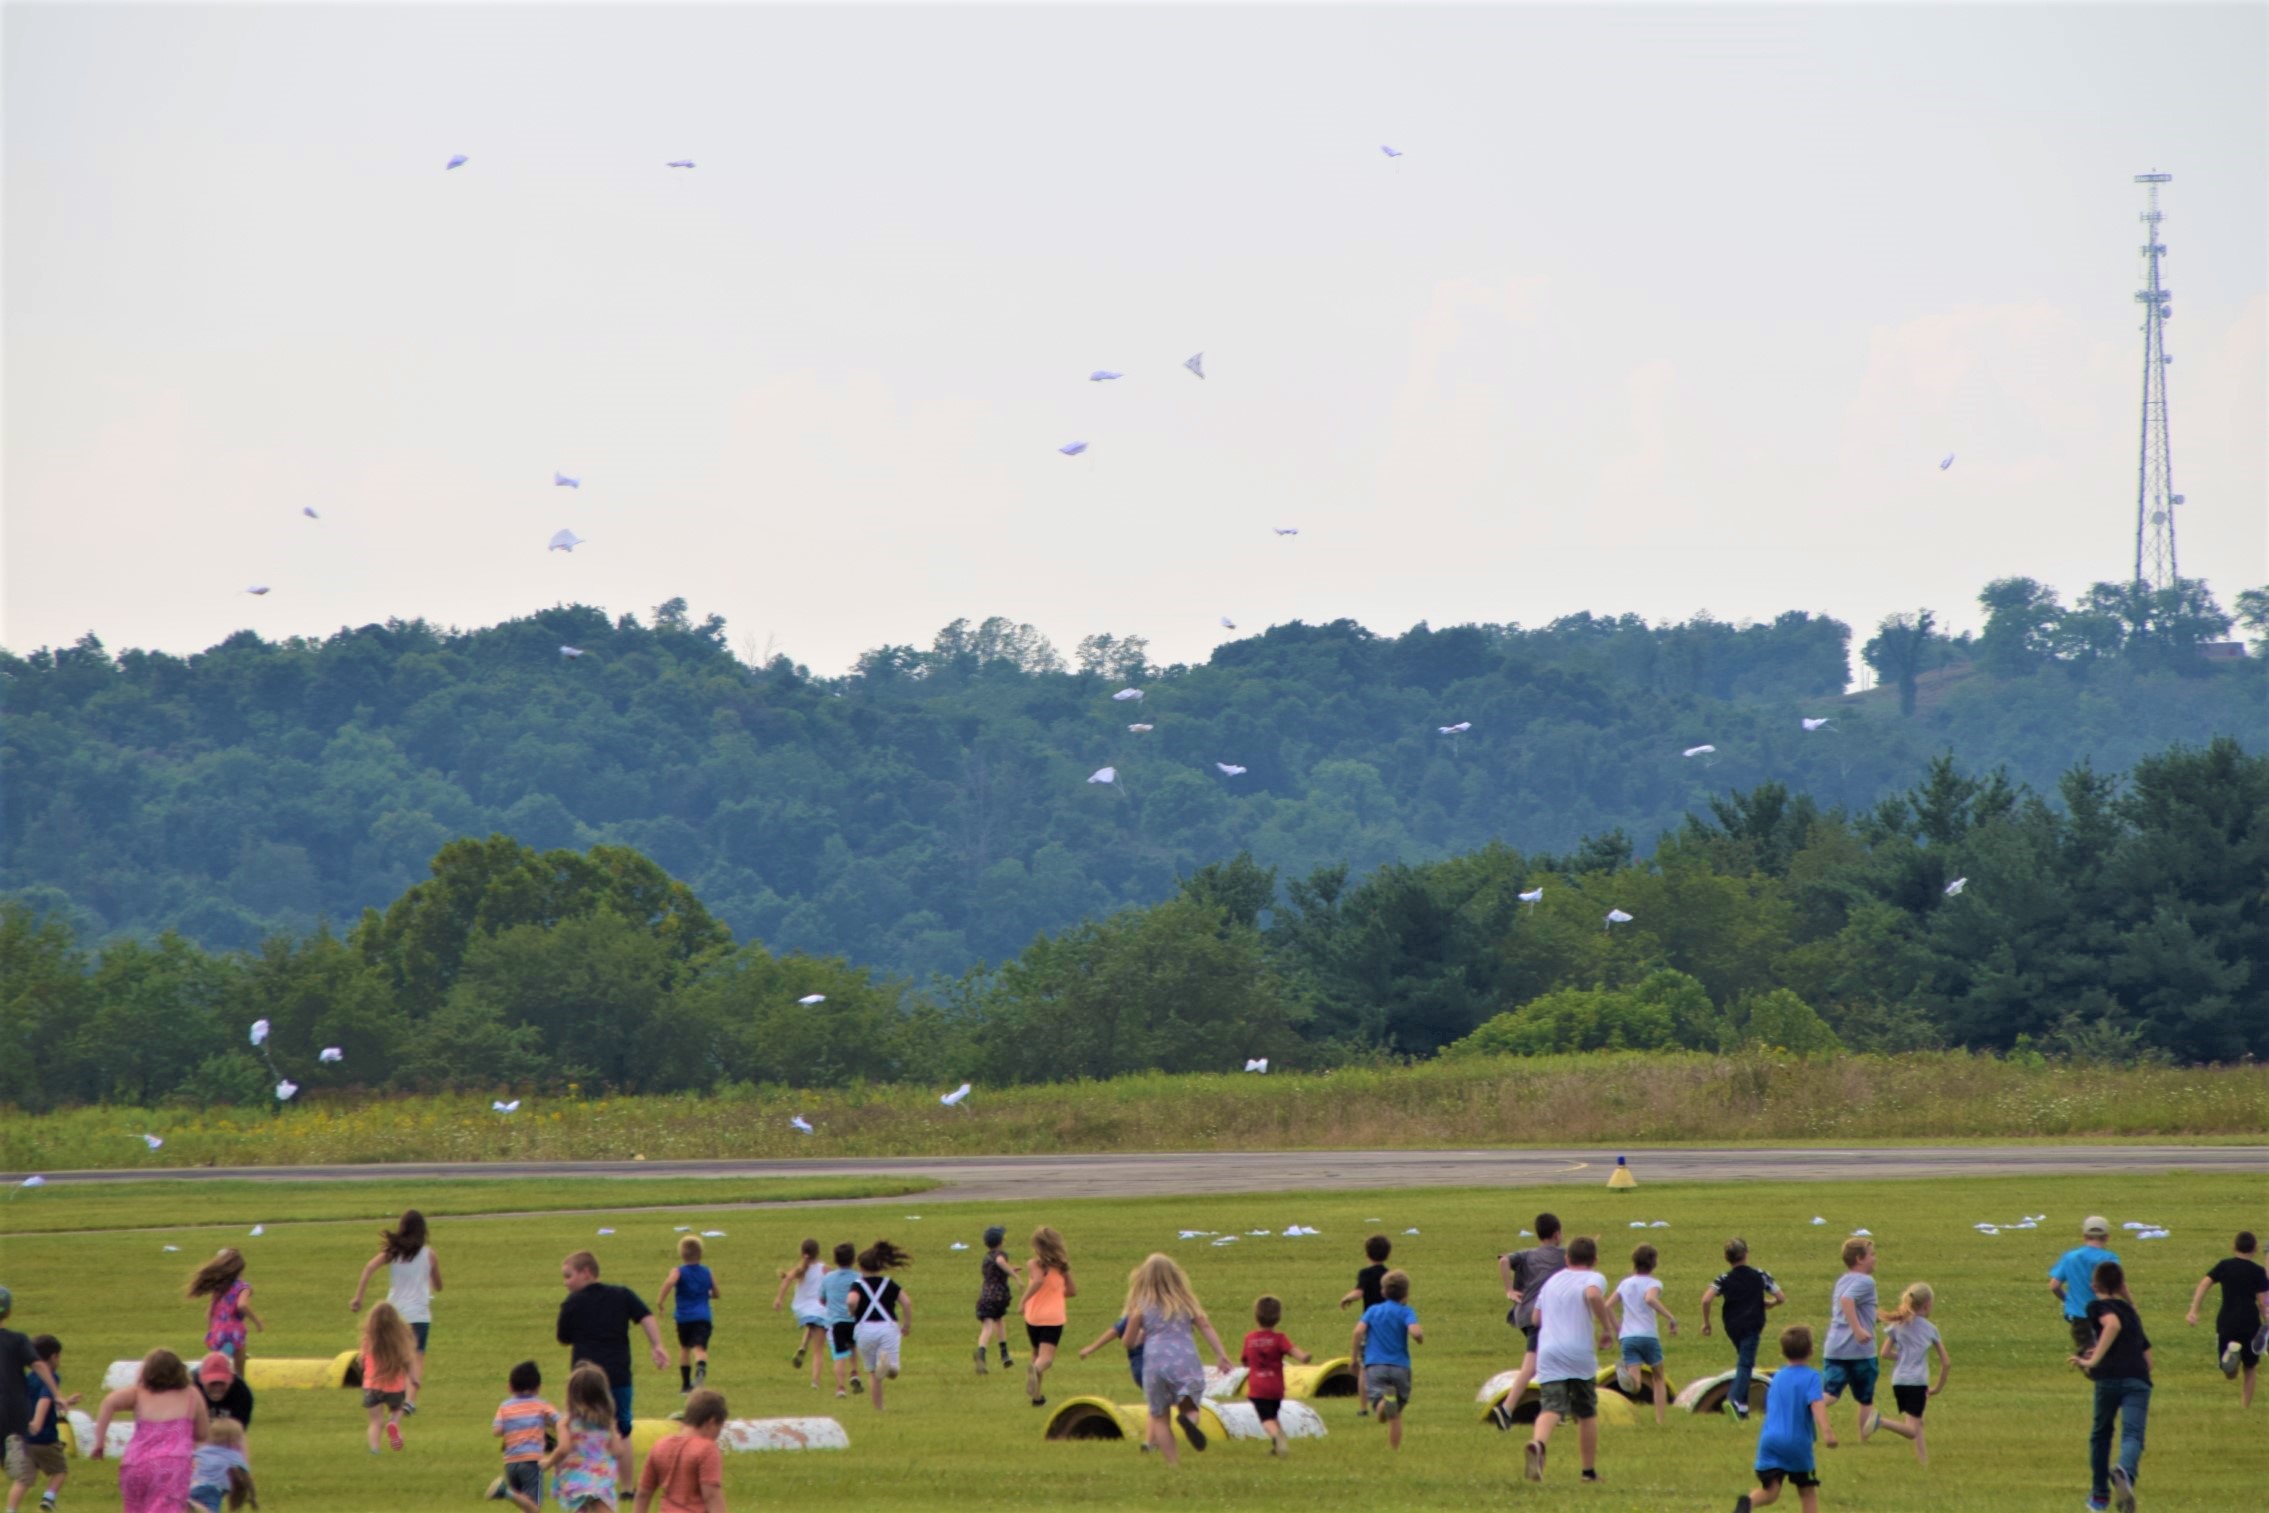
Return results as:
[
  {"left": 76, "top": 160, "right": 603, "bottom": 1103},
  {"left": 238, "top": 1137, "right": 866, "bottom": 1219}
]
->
[
  {"left": 1702, "top": 1238, "right": 1786, "bottom": 1422},
  {"left": 2069, "top": 1260, "right": 2151, "bottom": 1513},
  {"left": 1339, "top": 1235, "right": 1391, "bottom": 1417},
  {"left": 2186, "top": 1230, "right": 2269, "bottom": 1409}
]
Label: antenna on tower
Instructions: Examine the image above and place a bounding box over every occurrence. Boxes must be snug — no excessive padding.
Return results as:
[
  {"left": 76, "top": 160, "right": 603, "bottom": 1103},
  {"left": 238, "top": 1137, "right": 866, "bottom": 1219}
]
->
[{"left": 2131, "top": 172, "right": 2182, "bottom": 593}]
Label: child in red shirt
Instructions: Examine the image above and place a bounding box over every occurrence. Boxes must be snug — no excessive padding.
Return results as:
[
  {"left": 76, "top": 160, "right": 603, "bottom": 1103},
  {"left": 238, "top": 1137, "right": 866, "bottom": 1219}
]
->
[
  {"left": 1241, "top": 1295, "right": 1312, "bottom": 1458},
  {"left": 634, "top": 1388, "right": 727, "bottom": 1513}
]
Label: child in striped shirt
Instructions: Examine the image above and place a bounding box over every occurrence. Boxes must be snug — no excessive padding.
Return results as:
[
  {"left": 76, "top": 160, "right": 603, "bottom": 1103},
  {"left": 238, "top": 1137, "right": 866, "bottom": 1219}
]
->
[{"left": 487, "top": 1360, "right": 560, "bottom": 1512}]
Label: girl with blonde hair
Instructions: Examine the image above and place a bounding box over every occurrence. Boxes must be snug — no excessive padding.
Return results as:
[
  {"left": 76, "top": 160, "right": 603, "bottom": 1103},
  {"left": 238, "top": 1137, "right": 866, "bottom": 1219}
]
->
[
  {"left": 1872, "top": 1282, "right": 1949, "bottom": 1464},
  {"left": 1120, "top": 1255, "right": 1234, "bottom": 1466},
  {"left": 1019, "top": 1225, "right": 1077, "bottom": 1406},
  {"left": 358, "top": 1301, "right": 421, "bottom": 1453}
]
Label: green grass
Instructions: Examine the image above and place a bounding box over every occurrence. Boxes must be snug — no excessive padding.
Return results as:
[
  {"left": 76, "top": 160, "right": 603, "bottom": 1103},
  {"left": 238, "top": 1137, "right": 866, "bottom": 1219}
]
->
[
  {"left": 1, "top": 1171, "right": 2258, "bottom": 1511},
  {"left": 8, "top": 1051, "right": 2266, "bottom": 1171},
  {"left": 0, "top": 1176, "right": 938, "bottom": 1235}
]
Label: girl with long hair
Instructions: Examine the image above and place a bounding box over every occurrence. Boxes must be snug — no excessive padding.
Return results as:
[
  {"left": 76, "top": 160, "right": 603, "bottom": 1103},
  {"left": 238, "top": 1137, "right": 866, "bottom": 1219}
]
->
[
  {"left": 349, "top": 1208, "right": 442, "bottom": 1413},
  {"left": 847, "top": 1240, "right": 914, "bottom": 1413},
  {"left": 358, "top": 1301, "right": 420, "bottom": 1453},
  {"left": 769, "top": 1237, "right": 827, "bottom": 1386},
  {"left": 543, "top": 1363, "right": 629, "bottom": 1511},
  {"left": 90, "top": 1349, "right": 208, "bottom": 1513},
  {"left": 1121, "top": 1254, "right": 1234, "bottom": 1466},
  {"left": 1873, "top": 1282, "right": 1950, "bottom": 1463},
  {"left": 187, "top": 1250, "right": 264, "bottom": 1364},
  {"left": 1020, "top": 1226, "right": 1076, "bottom": 1406}
]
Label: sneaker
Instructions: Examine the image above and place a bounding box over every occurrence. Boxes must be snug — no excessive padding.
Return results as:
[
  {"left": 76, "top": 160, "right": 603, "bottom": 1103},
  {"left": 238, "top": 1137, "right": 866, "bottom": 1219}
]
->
[
  {"left": 1581, "top": 1469, "right": 1601, "bottom": 1483},
  {"left": 486, "top": 1475, "right": 508, "bottom": 1502},
  {"left": 1524, "top": 1439, "right": 1545, "bottom": 1482},
  {"left": 791, "top": 1347, "right": 807, "bottom": 1369},
  {"left": 1357, "top": 1405, "right": 1371, "bottom": 1419},
  {"left": 2086, "top": 1499, "right": 2111, "bottom": 1512},
  {"left": 1487, "top": 1401, "right": 1513, "bottom": 1432},
  {"left": 851, "top": 1377, "right": 865, "bottom": 1395},
  {"left": 1031, "top": 1396, "right": 1047, "bottom": 1408},
  {"left": 2222, "top": 1340, "right": 2243, "bottom": 1380},
  {"left": 1860, "top": 1406, "right": 1881, "bottom": 1442},
  {"left": 1733, "top": 1498, "right": 1753, "bottom": 1513},
  {"left": 1375, "top": 1396, "right": 1401, "bottom": 1422},
  {"left": 386, "top": 1422, "right": 405, "bottom": 1452},
  {"left": 1615, "top": 1363, "right": 1640, "bottom": 1396},
  {"left": 401, "top": 1401, "right": 419, "bottom": 1417},
  {"left": 1270, "top": 1436, "right": 1288, "bottom": 1458},
  {"left": 1025, "top": 1362, "right": 1042, "bottom": 1400},
  {"left": 974, "top": 1347, "right": 990, "bottom": 1376},
  {"left": 2108, "top": 1466, "right": 2136, "bottom": 1513},
  {"left": 885, "top": 1361, "right": 900, "bottom": 1381},
  {"left": 1731, "top": 1403, "right": 1751, "bottom": 1425},
  {"left": 693, "top": 1362, "right": 707, "bottom": 1388},
  {"left": 1176, "top": 1409, "right": 1208, "bottom": 1451},
  {"left": 835, "top": 1388, "right": 847, "bottom": 1399}
]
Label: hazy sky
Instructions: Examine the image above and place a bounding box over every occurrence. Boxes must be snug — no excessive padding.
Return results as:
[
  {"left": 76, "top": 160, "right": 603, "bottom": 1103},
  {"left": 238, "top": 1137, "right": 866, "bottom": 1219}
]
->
[{"left": 7, "top": 3, "right": 2264, "bottom": 675}]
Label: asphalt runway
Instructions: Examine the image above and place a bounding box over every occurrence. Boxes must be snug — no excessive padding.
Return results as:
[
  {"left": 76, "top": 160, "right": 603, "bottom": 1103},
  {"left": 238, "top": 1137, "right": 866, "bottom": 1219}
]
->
[{"left": 16, "top": 1145, "right": 2260, "bottom": 1204}]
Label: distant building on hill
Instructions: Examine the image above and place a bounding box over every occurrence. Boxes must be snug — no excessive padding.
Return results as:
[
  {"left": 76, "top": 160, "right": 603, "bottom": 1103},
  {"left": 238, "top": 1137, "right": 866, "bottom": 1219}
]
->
[{"left": 2197, "top": 641, "right": 2247, "bottom": 661}]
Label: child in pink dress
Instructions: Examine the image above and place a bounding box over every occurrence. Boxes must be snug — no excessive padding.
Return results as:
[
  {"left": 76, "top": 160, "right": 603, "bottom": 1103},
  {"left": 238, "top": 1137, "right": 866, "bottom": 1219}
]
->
[
  {"left": 91, "top": 1349, "right": 209, "bottom": 1513},
  {"left": 187, "top": 1249, "right": 265, "bottom": 1362}
]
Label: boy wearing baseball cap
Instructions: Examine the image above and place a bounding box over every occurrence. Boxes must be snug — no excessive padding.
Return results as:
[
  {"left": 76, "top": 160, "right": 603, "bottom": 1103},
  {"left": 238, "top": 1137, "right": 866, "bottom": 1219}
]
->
[{"left": 2049, "top": 1219, "right": 2125, "bottom": 1353}]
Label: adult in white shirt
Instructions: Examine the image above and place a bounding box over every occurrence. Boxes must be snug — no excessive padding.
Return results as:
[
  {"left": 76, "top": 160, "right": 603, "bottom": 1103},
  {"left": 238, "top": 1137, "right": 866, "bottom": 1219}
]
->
[
  {"left": 349, "top": 1209, "right": 442, "bottom": 1413},
  {"left": 1525, "top": 1235, "right": 1615, "bottom": 1485}
]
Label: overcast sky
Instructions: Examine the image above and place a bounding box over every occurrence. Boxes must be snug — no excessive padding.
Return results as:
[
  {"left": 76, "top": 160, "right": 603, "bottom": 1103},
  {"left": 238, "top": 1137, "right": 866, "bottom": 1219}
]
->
[{"left": 6, "top": 3, "right": 2264, "bottom": 676}]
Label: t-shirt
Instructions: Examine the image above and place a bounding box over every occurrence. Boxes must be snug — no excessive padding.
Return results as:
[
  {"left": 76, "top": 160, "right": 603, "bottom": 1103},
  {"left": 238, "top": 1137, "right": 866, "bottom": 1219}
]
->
[
  {"left": 850, "top": 1276, "right": 902, "bottom": 1325},
  {"left": 1241, "top": 1329, "right": 1294, "bottom": 1398},
  {"left": 1110, "top": 1317, "right": 1146, "bottom": 1386},
  {"left": 2204, "top": 1257, "right": 2269, "bottom": 1339},
  {"left": 1533, "top": 1268, "right": 1604, "bottom": 1383},
  {"left": 556, "top": 1282, "right": 654, "bottom": 1389},
  {"left": 675, "top": 1264, "right": 716, "bottom": 1322},
  {"left": 493, "top": 1394, "right": 559, "bottom": 1463},
  {"left": 1884, "top": 1316, "right": 1941, "bottom": 1387},
  {"left": 638, "top": 1430, "right": 723, "bottom": 1513},
  {"left": 23, "top": 1371, "right": 60, "bottom": 1444},
  {"left": 0, "top": 1330, "right": 36, "bottom": 1440},
  {"left": 1754, "top": 1362, "right": 1823, "bottom": 1474},
  {"left": 1825, "top": 1272, "right": 1878, "bottom": 1359},
  {"left": 1711, "top": 1265, "right": 1778, "bottom": 1340},
  {"left": 1359, "top": 1300, "right": 1418, "bottom": 1369},
  {"left": 1613, "top": 1274, "right": 1662, "bottom": 1338},
  {"left": 189, "top": 1444, "right": 249, "bottom": 1498},
  {"left": 2049, "top": 1246, "right": 2120, "bottom": 1319},
  {"left": 820, "top": 1267, "right": 859, "bottom": 1326},
  {"left": 204, "top": 1377, "right": 256, "bottom": 1430},
  {"left": 2085, "top": 1298, "right": 2151, "bottom": 1382},
  {"left": 1507, "top": 1244, "right": 1566, "bottom": 1331},
  {"left": 1355, "top": 1263, "right": 1389, "bottom": 1310}
]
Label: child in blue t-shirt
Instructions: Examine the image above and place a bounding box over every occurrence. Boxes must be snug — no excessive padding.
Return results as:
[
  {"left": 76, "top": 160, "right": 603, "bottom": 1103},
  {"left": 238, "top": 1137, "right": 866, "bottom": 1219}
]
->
[
  {"left": 1077, "top": 1317, "right": 1147, "bottom": 1391},
  {"left": 1735, "top": 1324, "right": 1837, "bottom": 1513},
  {"left": 657, "top": 1236, "right": 721, "bottom": 1394},
  {"left": 816, "top": 1243, "right": 866, "bottom": 1398},
  {"left": 20, "top": 1333, "right": 79, "bottom": 1513},
  {"left": 1353, "top": 1270, "right": 1423, "bottom": 1452}
]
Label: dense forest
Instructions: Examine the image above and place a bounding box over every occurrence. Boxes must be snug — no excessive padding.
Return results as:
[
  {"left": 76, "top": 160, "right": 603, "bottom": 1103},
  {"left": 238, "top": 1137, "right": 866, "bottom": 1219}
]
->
[
  {"left": 3, "top": 735, "right": 2264, "bottom": 1112},
  {"left": 4, "top": 577, "right": 2263, "bottom": 982}
]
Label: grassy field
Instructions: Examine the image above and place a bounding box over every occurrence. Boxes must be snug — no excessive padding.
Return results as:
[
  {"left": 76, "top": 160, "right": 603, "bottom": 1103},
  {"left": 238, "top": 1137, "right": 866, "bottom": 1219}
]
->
[
  {"left": 2, "top": 1170, "right": 2260, "bottom": 1511},
  {"left": 7, "top": 1051, "right": 2266, "bottom": 1171}
]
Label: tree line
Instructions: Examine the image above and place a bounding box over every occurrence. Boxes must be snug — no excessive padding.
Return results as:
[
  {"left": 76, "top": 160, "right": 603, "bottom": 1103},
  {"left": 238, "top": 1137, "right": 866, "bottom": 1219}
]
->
[{"left": 4, "top": 737, "right": 2261, "bottom": 1112}]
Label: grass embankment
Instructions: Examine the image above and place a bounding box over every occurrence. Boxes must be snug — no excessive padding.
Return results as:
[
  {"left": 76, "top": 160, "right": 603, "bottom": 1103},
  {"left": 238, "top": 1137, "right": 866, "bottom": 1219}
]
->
[
  {"left": 0, "top": 1176, "right": 938, "bottom": 1235},
  {"left": 2, "top": 1172, "right": 2259, "bottom": 1512},
  {"left": 7, "top": 1052, "right": 2264, "bottom": 1172}
]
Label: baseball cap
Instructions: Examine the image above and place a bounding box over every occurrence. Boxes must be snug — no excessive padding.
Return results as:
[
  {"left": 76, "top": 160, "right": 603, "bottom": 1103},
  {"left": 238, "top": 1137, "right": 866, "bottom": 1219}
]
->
[
  {"left": 2081, "top": 1216, "right": 2111, "bottom": 1238},
  {"left": 198, "top": 1351, "right": 237, "bottom": 1385}
]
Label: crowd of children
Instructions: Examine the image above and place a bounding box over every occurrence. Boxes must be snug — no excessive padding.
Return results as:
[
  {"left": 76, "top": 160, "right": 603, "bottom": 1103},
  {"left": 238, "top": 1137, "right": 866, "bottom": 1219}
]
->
[{"left": 4, "top": 1204, "right": 2264, "bottom": 1512}]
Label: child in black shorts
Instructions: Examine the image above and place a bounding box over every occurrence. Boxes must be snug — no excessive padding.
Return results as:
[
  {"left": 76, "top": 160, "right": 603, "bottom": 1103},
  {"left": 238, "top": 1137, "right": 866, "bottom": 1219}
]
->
[
  {"left": 1338, "top": 1235, "right": 1391, "bottom": 1416},
  {"left": 1240, "top": 1295, "right": 1311, "bottom": 1458},
  {"left": 1872, "top": 1282, "right": 1949, "bottom": 1464}
]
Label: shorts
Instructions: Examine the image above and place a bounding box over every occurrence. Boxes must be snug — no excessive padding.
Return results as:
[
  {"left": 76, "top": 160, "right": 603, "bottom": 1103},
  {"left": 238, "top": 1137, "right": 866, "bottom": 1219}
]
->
[
  {"left": 609, "top": 1384, "right": 634, "bottom": 1437},
  {"left": 795, "top": 1311, "right": 828, "bottom": 1331},
  {"left": 1250, "top": 1396, "right": 1282, "bottom": 1423},
  {"left": 498, "top": 1459, "right": 544, "bottom": 1505},
  {"left": 363, "top": 1388, "right": 407, "bottom": 1411},
  {"left": 1363, "top": 1364, "right": 1412, "bottom": 1411},
  {"left": 1025, "top": 1323, "right": 1065, "bottom": 1351},
  {"left": 24, "top": 1444, "right": 64, "bottom": 1479},
  {"left": 2068, "top": 1317, "right": 2098, "bottom": 1353},
  {"left": 1822, "top": 1356, "right": 1878, "bottom": 1406},
  {"left": 976, "top": 1298, "right": 1009, "bottom": 1322},
  {"left": 3, "top": 1438, "right": 31, "bottom": 1488},
  {"left": 1539, "top": 1377, "right": 1598, "bottom": 1420},
  {"left": 411, "top": 1321, "right": 431, "bottom": 1352},
  {"left": 1893, "top": 1383, "right": 1930, "bottom": 1418},
  {"left": 2219, "top": 1330, "right": 2262, "bottom": 1371},
  {"left": 855, "top": 1320, "right": 902, "bottom": 1375},
  {"left": 1520, "top": 1324, "right": 1541, "bottom": 1354},
  {"left": 189, "top": 1485, "right": 227, "bottom": 1513},
  {"left": 1619, "top": 1336, "right": 1664, "bottom": 1368},
  {"left": 1757, "top": 1467, "right": 1821, "bottom": 1491},
  {"left": 676, "top": 1320, "right": 714, "bottom": 1350},
  {"left": 830, "top": 1321, "right": 856, "bottom": 1361}
]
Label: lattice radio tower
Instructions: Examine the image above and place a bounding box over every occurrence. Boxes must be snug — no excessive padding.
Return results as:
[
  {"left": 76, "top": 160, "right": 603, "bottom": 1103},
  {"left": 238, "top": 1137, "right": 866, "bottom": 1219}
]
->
[{"left": 2131, "top": 172, "right": 2182, "bottom": 592}]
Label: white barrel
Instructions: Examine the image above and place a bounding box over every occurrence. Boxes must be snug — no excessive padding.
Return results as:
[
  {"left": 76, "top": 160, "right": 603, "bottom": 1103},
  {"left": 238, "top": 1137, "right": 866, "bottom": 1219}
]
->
[
  {"left": 1209, "top": 1399, "right": 1327, "bottom": 1441},
  {"left": 718, "top": 1417, "right": 849, "bottom": 1452}
]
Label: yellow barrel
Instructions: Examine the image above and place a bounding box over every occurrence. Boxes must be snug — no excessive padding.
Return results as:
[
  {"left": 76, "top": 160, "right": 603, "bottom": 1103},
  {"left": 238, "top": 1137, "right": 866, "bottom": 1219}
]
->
[
  {"left": 244, "top": 1351, "right": 360, "bottom": 1391},
  {"left": 1042, "top": 1397, "right": 1228, "bottom": 1444}
]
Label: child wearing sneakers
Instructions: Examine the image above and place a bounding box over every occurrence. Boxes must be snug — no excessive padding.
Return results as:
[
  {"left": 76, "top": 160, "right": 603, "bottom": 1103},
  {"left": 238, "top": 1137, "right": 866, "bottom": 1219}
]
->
[
  {"left": 358, "top": 1302, "right": 419, "bottom": 1453},
  {"left": 1702, "top": 1238, "right": 1786, "bottom": 1422},
  {"left": 1871, "top": 1283, "right": 1948, "bottom": 1464},
  {"left": 1338, "top": 1234, "right": 1391, "bottom": 1417},
  {"left": 2185, "top": 1230, "right": 2267, "bottom": 1410},
  {"left": 11, "top": 1334, "right": 76, "bottom": 1513},
  {"left": 1822, "top": 1239, "right": 1881, "bottom": 1442},
  {"left": 1734, "top": 1325, "right": 1835, "bottom": 1513},
  {"left": 658, "top": 1237, "right": 721, "bottom": 1395},
  {"left": 1352, "top": 1271, "right": 1422, "bottom": 1452},
  {"left": 1611, "top": 1245, "right": 1680, "bottom": 1424},
  {"left": 1525, "top": 1236, "right": 1615, "bottom": 1485},
  {"left": 817, "top": 1244, "right": 864, "bottom": 1400},
  {"left": 487, "top": 1359, "right": 559, "bottom": 1513},
  {"left": 1240, "top": 1296, "right": 1312, "bottom": 1458}
]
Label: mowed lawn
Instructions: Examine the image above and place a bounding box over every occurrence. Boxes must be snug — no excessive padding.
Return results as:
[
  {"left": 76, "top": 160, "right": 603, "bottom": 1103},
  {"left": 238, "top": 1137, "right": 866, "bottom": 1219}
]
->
[{"left": 2, "top": 1171, "right": 2259, "bottom": 1512}]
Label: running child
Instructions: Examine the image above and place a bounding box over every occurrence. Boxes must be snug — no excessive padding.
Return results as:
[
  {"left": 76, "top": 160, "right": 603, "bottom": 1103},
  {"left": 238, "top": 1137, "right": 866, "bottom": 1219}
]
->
[
  {"left": 544, "top": 1364, "right": 629, "bottom": 1513},
  {"left": 359, "top": 1301, "right": 420, "bottom": 1454},
  {"left": 1611, "top": 1244, "right": 1680, "bottom": 1424},
  {"left": 1077, "top": 1317, "right": 1146, "bottom": 1394},
  {"left": 1525, "top": 1235, "right": 1613, "bottom": 1485},
  {"left": 187, "top": 1250, "right": 264, "bottom": 1365},
  {"left": 660, "top": 1237, "right": 722, "bottom": 1394},
  {"left": 1492, "top": 1214, "right": 1566, "bottom": 1429},
  {"left": 817, "top": 1244, "right": 865, "bottom": 1399},
  {"left": 1339, "top": 1234, "right": 1391, "bottom": 1417},
  {"left": 486, "top": 1359, "right": 559, "bottom": 1513},
  {"left": 2185, "top": 1230, "right": 2268, "bottom": 1409},
  {"left": 1241, "top": 1296, "right": 1311, "bottom": 1458},
  {"left": 9, "top": 1334, "right": 76, "bottom": 1513},
  {"left": 348, "top": 1209, "right": 441, "bottom": 1414},
  {"left": 2069, "top": 1260, "right": 2151, "bottom": 1513},
  {"left": 1733, "top": 1325, "right": 1834, "bottom": 1513},
  {"left": 1872, "top": 1283, "right": 1948, "bottom": 1464},
  {"left": 846, "top": 1241, "right": 914, "bottom": 1414},
  {"left": 769, "top": 1239, "right": 825, "bottom": 1385},
  {"left": 1352, "top": 1270, "right": 1423, "bottom": 1453},
  {"left": 1020, "top": 1226, "right": 1075, "bottom": 1407},
  {"left": 972, "top": 1226, "right": 1019, "bottom": 1377},
  {"left": 185, "top": 1418, "right": 255, "bottom": 1512},
  {"left": 1702, "top": 1237, "right": 1786, "bottom": 1422},
  {"left": 1822, "top": 1238, "right": 1881, "bottom": 1441},
  {"left": 1121, "top": 1254, "right": 1235, "bottom": 1467},
  {"left": 633, "top": 1387, "right": 728, "bottom": 1513}
]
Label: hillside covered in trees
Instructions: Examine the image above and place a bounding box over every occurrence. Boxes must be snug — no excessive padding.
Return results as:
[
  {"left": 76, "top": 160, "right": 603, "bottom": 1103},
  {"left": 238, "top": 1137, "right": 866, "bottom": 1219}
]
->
[
  {"left": 4, "top": 737, "right": 2263, "bottom": 1115},
  {"left": 3, "top": 579, "right": 2264, "bottom": 982}
]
